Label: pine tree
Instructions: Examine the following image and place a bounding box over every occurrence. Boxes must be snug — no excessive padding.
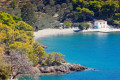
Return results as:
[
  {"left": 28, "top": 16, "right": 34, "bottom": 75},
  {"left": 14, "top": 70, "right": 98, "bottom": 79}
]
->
[
  {"left": 11, "top": 0, "right": 17, "bottom": 9},
  {"left": 21, "top": 2, "right": 37, "bottom": 26},
  {"left": 49, "top": 0, "right": 55, "bottom": 6}
]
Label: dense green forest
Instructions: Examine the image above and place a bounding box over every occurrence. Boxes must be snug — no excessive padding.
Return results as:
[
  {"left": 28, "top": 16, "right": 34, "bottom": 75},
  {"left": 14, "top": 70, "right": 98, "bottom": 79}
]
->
[
  {"left": 0, "top": 0, "right": 120, "bottom": 29},
  {"left": 0, "top": 11, "right": 65, "bottom": 79}
]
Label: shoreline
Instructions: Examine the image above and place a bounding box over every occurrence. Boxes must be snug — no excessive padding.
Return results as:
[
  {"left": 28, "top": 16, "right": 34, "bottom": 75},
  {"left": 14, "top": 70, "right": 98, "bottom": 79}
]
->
[
  {"left": 38, "top": 63, "right": 88, "bottom": 74},
  {"left": 34, "top": 28, "right": 120, "bottom": 40},
  {"left": 34, "top": 28, "right": 78, "bottom": 40},
  {"left": 82, "top": 28, "right": 120, "bottom": 32},
  {"left": 18, "top": 62, "right": 88, "bottom": 78},
  {"left": 33, "top": 29, "right": 88, "bottom": 76},
  {"left": 33, "top": 28, "right": 120, "bottom": 76}
]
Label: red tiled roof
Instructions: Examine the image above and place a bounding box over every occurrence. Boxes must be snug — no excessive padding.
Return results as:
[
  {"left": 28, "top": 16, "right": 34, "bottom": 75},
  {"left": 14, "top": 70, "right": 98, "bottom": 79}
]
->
[
  {"left": 95, "top": 20, "right": 106, "bottom": 22},
  {"left": 87, "top": 21, "right": 93, "bottom": 23}
]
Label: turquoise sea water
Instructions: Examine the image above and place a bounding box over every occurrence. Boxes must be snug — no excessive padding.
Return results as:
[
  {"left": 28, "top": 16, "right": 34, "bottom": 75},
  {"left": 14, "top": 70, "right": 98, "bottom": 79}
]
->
[{"left": 19, "top": 32, "right": 120, "bottom": 80}]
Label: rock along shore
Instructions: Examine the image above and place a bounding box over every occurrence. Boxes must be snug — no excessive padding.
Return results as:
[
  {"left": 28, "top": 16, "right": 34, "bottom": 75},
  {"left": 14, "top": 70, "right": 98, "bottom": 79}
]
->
[{"left": 38, "top": 63, "right": 87, "bottom": 74}]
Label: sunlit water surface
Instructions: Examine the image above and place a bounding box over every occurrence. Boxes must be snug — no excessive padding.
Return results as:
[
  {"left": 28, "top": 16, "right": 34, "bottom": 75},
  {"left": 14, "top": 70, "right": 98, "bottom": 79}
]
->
[{"left": 19, "top": 32, "right": 120, "bottom": 80}]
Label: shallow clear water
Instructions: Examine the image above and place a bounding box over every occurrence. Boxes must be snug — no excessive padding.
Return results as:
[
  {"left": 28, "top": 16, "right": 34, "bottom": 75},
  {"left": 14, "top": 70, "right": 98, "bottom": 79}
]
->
[{"left": 19, "top": 32, "right": 120, "bottom": 80}]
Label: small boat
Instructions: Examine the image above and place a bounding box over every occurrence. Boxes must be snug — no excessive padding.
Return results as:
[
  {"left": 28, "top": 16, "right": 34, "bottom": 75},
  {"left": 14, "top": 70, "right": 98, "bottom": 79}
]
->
[
  {"left": 42, "top": 45, "right": 48, "bottom": 48},
  {"left": 73, "top": 30, "right": 81, "bottom": 32}
]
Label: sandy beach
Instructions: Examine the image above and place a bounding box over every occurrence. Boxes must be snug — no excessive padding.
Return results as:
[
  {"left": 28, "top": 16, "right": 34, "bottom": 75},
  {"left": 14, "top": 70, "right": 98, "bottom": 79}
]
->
[
  {"left": 34, "top": 28, "right": 120, "bottom": 40},
  {"left": 34, "top": 28, "right": 78, "bottom": 40}
]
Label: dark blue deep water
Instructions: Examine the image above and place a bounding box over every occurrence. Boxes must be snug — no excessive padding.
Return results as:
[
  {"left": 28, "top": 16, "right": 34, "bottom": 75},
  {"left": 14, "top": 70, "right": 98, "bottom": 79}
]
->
[{"left": 19, "top": 32, "right": 120, "bottom": 80}]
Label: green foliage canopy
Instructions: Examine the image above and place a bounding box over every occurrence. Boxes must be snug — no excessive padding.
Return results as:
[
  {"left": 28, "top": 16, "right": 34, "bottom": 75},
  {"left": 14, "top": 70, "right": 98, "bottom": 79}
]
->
[
  {"left": 78, "top": 22, "right": 90, "bottom": 30},
  {"left": 15, "top": 21, "right": 33, "bottom": 31},
  {"left": 45, "top": 52, "right": 65, "bottom": 66},
  {"left": 0, "top": 11, "right": 15, "bottom": 28},
  {"left": 13, "top": 16, "right": 22, "bottom": 23},
  {"left": 11, "top": 0, "right": 17, "bottom": 9},
  {"left": 0, "top": 11, "right": 47, "bottom": 67},
  {"left": 64, "top": 21, "right": 72, "bottom": 28}
]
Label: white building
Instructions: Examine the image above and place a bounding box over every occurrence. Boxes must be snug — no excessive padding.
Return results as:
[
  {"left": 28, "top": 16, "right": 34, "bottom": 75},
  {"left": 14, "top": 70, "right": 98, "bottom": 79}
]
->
[{"left": 94, "top": 20, "right": 109, "bottom": 29}]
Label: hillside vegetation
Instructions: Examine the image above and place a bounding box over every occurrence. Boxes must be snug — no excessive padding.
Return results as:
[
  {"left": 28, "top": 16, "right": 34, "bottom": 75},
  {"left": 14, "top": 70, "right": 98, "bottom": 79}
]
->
[
  {"left": 0, "top": 0, "right": 120, "bottom": 29},
  {"left": 0, "top": 11, "right": 65, "bottom": 79}
]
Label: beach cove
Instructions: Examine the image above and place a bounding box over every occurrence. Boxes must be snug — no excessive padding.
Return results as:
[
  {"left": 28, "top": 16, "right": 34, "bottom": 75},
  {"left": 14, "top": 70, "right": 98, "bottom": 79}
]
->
[
  {"left": 19, "top": 29, "right": 120, "bottom": 80},
  {"left": 37, "top": 32, "right": 120, "bottom": 80}
]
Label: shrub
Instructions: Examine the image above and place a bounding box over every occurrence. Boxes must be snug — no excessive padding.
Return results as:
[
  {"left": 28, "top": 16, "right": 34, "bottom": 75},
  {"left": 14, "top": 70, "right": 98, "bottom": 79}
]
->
[
  {"left": 64, "top": 21, "right": 72, "bottom": 28},
  {"left": 15, "top": 21, "right": 33, "bottom": 31},
  {"left": 13, "top": 16, "right": 22, "bottom": 23},
  {"left": 45, "top": 52, "right": 65, "bottom": 66},
  {"left": 78, "top": 22, "right": 90, "bottom": 30},
  {"left": 0, "top": 11, "right": 15, "bottom": 27}
]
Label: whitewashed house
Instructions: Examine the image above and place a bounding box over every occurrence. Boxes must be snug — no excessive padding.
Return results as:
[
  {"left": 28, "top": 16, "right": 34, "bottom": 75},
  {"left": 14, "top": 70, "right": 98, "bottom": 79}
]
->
[{"left": 93, "top": 20, "right": 109, "bottom": 29}]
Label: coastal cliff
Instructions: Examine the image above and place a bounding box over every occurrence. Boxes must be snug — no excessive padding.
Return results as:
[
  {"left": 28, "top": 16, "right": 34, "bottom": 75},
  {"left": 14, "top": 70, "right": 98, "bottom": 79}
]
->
[{"left": 38, "top": 63, "right": 87, "bottom": 74}]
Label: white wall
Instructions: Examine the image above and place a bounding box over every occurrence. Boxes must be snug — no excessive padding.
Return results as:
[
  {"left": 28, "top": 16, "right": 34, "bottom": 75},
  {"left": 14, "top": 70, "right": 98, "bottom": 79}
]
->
[{"left": 94, "top": 21, "right": 107, "bottom": 28}]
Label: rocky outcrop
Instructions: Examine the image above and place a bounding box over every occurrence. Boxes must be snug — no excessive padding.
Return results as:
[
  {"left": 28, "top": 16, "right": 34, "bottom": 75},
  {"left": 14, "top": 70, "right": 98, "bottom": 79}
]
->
[{"left": 38, "top": 63, "right": 87, "bottom": 73}]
